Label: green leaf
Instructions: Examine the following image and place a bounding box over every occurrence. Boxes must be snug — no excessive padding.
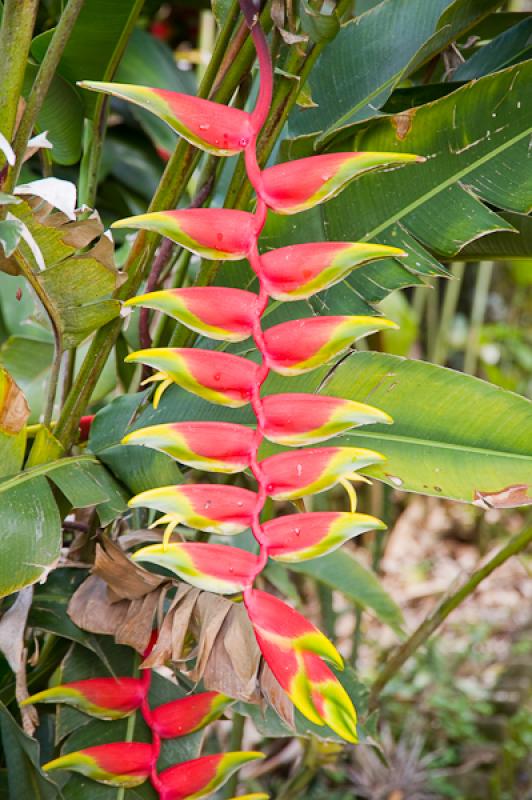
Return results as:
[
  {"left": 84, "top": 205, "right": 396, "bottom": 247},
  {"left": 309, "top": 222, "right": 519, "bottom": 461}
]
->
[
  {"left": 454, "top": 16, "right": 532, "bottom": 81},
  {"left": 0, "top": 474, "right": 60, "bottom": 598},
  {"left": 323, "top": 352, "right": 532, "bottom": 504},
  {"left": 457, "top": 211, "right": 532, "bottom": 261},
  {"left": 23, "top": 65, "right": 83, "bottom": 165},
  {"left": 268, "top": 61, "right": 532, "bottom": 315},
  {"left": 299, "top": 0, "right": 339, "bottom": 44},
  {"left": 3, "top": 199, "right": 121, "bottom": 348},
  {"left": 289, "top": 0, "right": 501, "bottom": 142},
  {"left": 89, "top": 392, "right": 183, "bottom": 494},
  {"left": 0, "top": 219, "right": 22, "bottom": 259},
  {"left": 0, "top": 335, "right": 54, "bottom": 423},
  {"left": 0, "top": 702, "right": 62, "bottom": 799},
  {"left": 31, "top": 0, "right": 145, "bottom": 116},
  {"left": 290, "top": 550, "right": 404, "bottom": 635}
]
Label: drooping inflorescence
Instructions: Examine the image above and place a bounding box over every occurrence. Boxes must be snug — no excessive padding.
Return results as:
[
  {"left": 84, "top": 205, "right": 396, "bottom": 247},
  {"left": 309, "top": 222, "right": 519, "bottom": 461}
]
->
[{"left": 31, "top": 3, "right": 422, "bottom": 796}]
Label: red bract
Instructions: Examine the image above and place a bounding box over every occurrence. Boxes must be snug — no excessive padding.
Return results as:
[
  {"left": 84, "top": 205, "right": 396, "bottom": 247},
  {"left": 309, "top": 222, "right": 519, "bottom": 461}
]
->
[
  {"left": 79, "top": 82, "right": 254, "bottom": 156},
  {"left": 151, "top": 692, "right": 232, "bottom": 738},
  {"left": 125, "top": 287, "right": 258, "bottom": 342},
  {"left": 158, "top": 752, "right": 264, "bottom": 800},
  {"left": 123, "top": 421, "right": 255, "bottom": 473},
  {"left": 24, "top": 677, "right": 145, "bottom": 719},
  {"left": 44, "top": 742, "right": 153, "bottom": 788},
  {"left": 113, "top": 209, "right": 256, "bottom": 260}
]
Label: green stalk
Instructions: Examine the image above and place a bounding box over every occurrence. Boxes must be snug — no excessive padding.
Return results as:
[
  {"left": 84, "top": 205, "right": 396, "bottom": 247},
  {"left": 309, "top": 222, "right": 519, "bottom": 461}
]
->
[
  {"left": 464, "top": 260, "right": 494, "bottom": 376},
  {"left": 221, "top": 713, "right": 246, "bottom": 798},
  {"left": 431, "top": 262, "right": 465, "bottom": 365},
  {"left": 368, "top": 525, "right": 532, "bottom": 711},
  {"left": 10, "top": 0, "right": 86, "bottom": 185},
  {"left": 0, "top": 0, "right": 39, "bottom": 169}
]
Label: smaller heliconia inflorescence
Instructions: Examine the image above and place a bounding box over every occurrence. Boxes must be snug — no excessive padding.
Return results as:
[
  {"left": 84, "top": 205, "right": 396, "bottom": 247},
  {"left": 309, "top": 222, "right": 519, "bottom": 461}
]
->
[{"left": 34, "top": 2, "right": 421, "bottom": 796}]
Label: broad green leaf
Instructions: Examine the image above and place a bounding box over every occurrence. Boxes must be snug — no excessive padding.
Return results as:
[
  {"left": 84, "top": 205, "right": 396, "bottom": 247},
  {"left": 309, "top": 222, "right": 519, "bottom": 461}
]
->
[
  {"left": 0, "top": 474, "right": 60, "bottom": 598},
  {"left": 89, "top": 392, "right": 183, "bottom": 494},
  {"left": 0, "top": 702, "right": 62, "bottom": 799},
  {"left": 268, "top": 61, "right": 532, "bottom": 316},
  {"left": 454, "top": 16, "right": 532, "bottom": 81},
  {"left": 290, "top": 550, "right": 404, "bottom": 635},
  {"left": 23, "top": 65, "right": 83, "bottom": 165},
  {"left": 31, "top": 0, "right": 144, "bottom": 116},
  {"left": 458, "top": 211, "right": 532, "bottom": 261},
  {"left": 0, "top": 367, "right": 28, "bottom": 479},
  {"left": 289, "top": 0, "right": 501, "bottom": 142},
  {"left": 323, "top": 352, "right": 532, "bottom": 504},
  {"left": 1, "top": 200, "right": 121, "bottom": 348}
]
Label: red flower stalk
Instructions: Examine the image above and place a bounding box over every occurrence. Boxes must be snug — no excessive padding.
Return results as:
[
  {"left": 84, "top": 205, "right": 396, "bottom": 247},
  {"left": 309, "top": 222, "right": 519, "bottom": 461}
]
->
[{"left": 67, "top": 1, "right": 424, "bottom": 794}]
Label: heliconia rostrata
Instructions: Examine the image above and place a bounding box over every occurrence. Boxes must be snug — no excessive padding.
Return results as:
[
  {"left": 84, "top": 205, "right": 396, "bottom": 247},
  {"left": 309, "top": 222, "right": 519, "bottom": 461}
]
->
[{"left": 33, "top": 2, "right": 421, "bottom": 796}]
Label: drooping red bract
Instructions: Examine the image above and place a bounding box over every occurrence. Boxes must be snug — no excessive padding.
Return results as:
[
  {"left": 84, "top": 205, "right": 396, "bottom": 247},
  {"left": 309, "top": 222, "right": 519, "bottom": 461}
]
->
[
  {"left": 24, "top": 678, "right": 145, "bottom": 720},
  {"left": 43, "top": 742, "right": 153, "bottom": 788},
  {"left": 158, "top": 752, "right": 264, "bottom": 800},
  {"left": 151, "top": 692, "right": 233, "bottom": 738}
]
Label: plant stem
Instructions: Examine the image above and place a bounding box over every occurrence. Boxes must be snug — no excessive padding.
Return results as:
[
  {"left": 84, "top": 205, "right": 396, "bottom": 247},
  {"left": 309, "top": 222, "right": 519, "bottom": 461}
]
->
[
  {"left": 368, "top": 525, "right": 532, "bottom": 711},
  {"left": 43, "top": 341, "right": 63, "bottom": 426},
  {"left": 0, "top": 0, "right": 39, "bottom": 176},
  {"left": 11, "top": 0, "right": 86, "bottom": 183},
  {"left": 222, "top": 713, "right": 246, "bottom": 798},
  {"left": 464, "top": 260, "right": 493, "bottom": 375},
  {"left": 431, "top": 261, "right": 465, "bottom": 365}
]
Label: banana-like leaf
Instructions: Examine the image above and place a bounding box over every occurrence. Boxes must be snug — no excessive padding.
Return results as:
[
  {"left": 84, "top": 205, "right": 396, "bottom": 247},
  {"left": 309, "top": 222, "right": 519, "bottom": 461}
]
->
[
  {"left": 325, "top": 352, "right": 532, "bottom": 504},
  {"left": 266, "top": 61, "right": 532, "bottom": 317},
  {"left": 290, "top": 0, "right": 501, "bottom": 141}
]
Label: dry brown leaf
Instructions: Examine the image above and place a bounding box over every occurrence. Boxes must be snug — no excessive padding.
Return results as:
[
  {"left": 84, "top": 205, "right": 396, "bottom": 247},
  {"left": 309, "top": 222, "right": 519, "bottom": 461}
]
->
[
  {"left": 473, "top": 484, "right": 532, "bottom": 509},
  {"left": 141, "top": 585, "right": 199, "bottom": 668},
  {"left": 191, "top": 593, "right": 233, "bottom": 682},
  {"left": 68, "top": 574, "right": 130, "bottom": 635},
  {"left": 94, "top": 539, "right": 166, "bottom": 600},
  {"left": 114, "top": 590, "right": 161, "bottom": 653},
  {"left": 0, "top": 373, "right": 29, "bottom": 435},
  {"left": 260, "top": 661, "right": 295, "bottom": 728},
  {"left": 201, "top": 603, "right": 261, "bottom": 703}
]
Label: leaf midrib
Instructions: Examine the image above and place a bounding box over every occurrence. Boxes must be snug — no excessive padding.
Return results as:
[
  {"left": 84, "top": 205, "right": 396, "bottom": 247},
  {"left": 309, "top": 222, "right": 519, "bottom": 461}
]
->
[
  {"left": 345, "top": 429, "right": 532, "bottom": 461},
  {"left": 0, "top": 455, "right": 99, "bottom": 493},
  {"left": 361, "top": 106, "right": 531, "bottom": 242}
]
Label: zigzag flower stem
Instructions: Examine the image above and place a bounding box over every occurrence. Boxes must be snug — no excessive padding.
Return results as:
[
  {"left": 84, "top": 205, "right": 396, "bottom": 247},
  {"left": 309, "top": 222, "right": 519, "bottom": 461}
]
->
[{"left": 59, "top": 2, "right": 425, "bottom": 794}]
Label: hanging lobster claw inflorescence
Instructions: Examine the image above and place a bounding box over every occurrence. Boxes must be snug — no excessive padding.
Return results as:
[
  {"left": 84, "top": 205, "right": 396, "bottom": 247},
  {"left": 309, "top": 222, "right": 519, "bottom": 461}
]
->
[{"left": 48, "top": 1, "right": 424, "bottom": 795}]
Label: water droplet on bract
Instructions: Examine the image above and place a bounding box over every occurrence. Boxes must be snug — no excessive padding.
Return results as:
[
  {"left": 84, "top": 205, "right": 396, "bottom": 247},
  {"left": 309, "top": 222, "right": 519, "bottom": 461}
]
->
[
  {"left": 266, "top": 484, "right": 274, "bottom": 494},
  {"left": 217, "top": 232, "right": 223, "bottom": 242},
  {"left": 237, "top": 501, "right": 244, "bottom": 507},
  {"left": 204, "top": 500, "right": 212, "bottom": 509},
  {"left": 229, "top": 567, "right": 234, "bottom": 573},
  {"left": 296, "top": 463, "right": 303, "bottom": 477},
  {"left": 294, "top": 527, "right": 301, "bottom": 536},
  {"left": 199, "top": 123, "right": 210, "bottom": 131},
  {"left": 389, "top": 476, "right": 403, "bottom": 486},
  {"left": 214, "top": 373, "right": 221, "bottom": 381},
  {"left": 239, "top": 137, "right": 249, "bottom": 147}
]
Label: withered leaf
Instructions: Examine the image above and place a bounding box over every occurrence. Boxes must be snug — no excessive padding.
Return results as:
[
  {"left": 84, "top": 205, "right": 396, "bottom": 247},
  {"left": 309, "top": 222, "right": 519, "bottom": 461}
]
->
[
  {"left": 141, "top": 585, "right": 199, "bottom": 669},
  {"left": 0, "top": 372, "right": 29, "bottom": 435},
  {"left": 191, "top": 593, "right": 233, "bottom": 682},
  {"left": 474, "top": 484, "right": 532, "bottom": 509},
  {"left": 68, "top": 574, "right": 130, "bottom": 635},
  {"left": 201, "top": 603, "right": 261, "bottom": 703},
  {"left": 114, "top": 590, "right": 161, "bottom": 654},
  {"left": 94, "top": 538, "right": 166, "bottom": 600},
  {"left": 260, "top": 661, "right": 295, "bottom": 729}
]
